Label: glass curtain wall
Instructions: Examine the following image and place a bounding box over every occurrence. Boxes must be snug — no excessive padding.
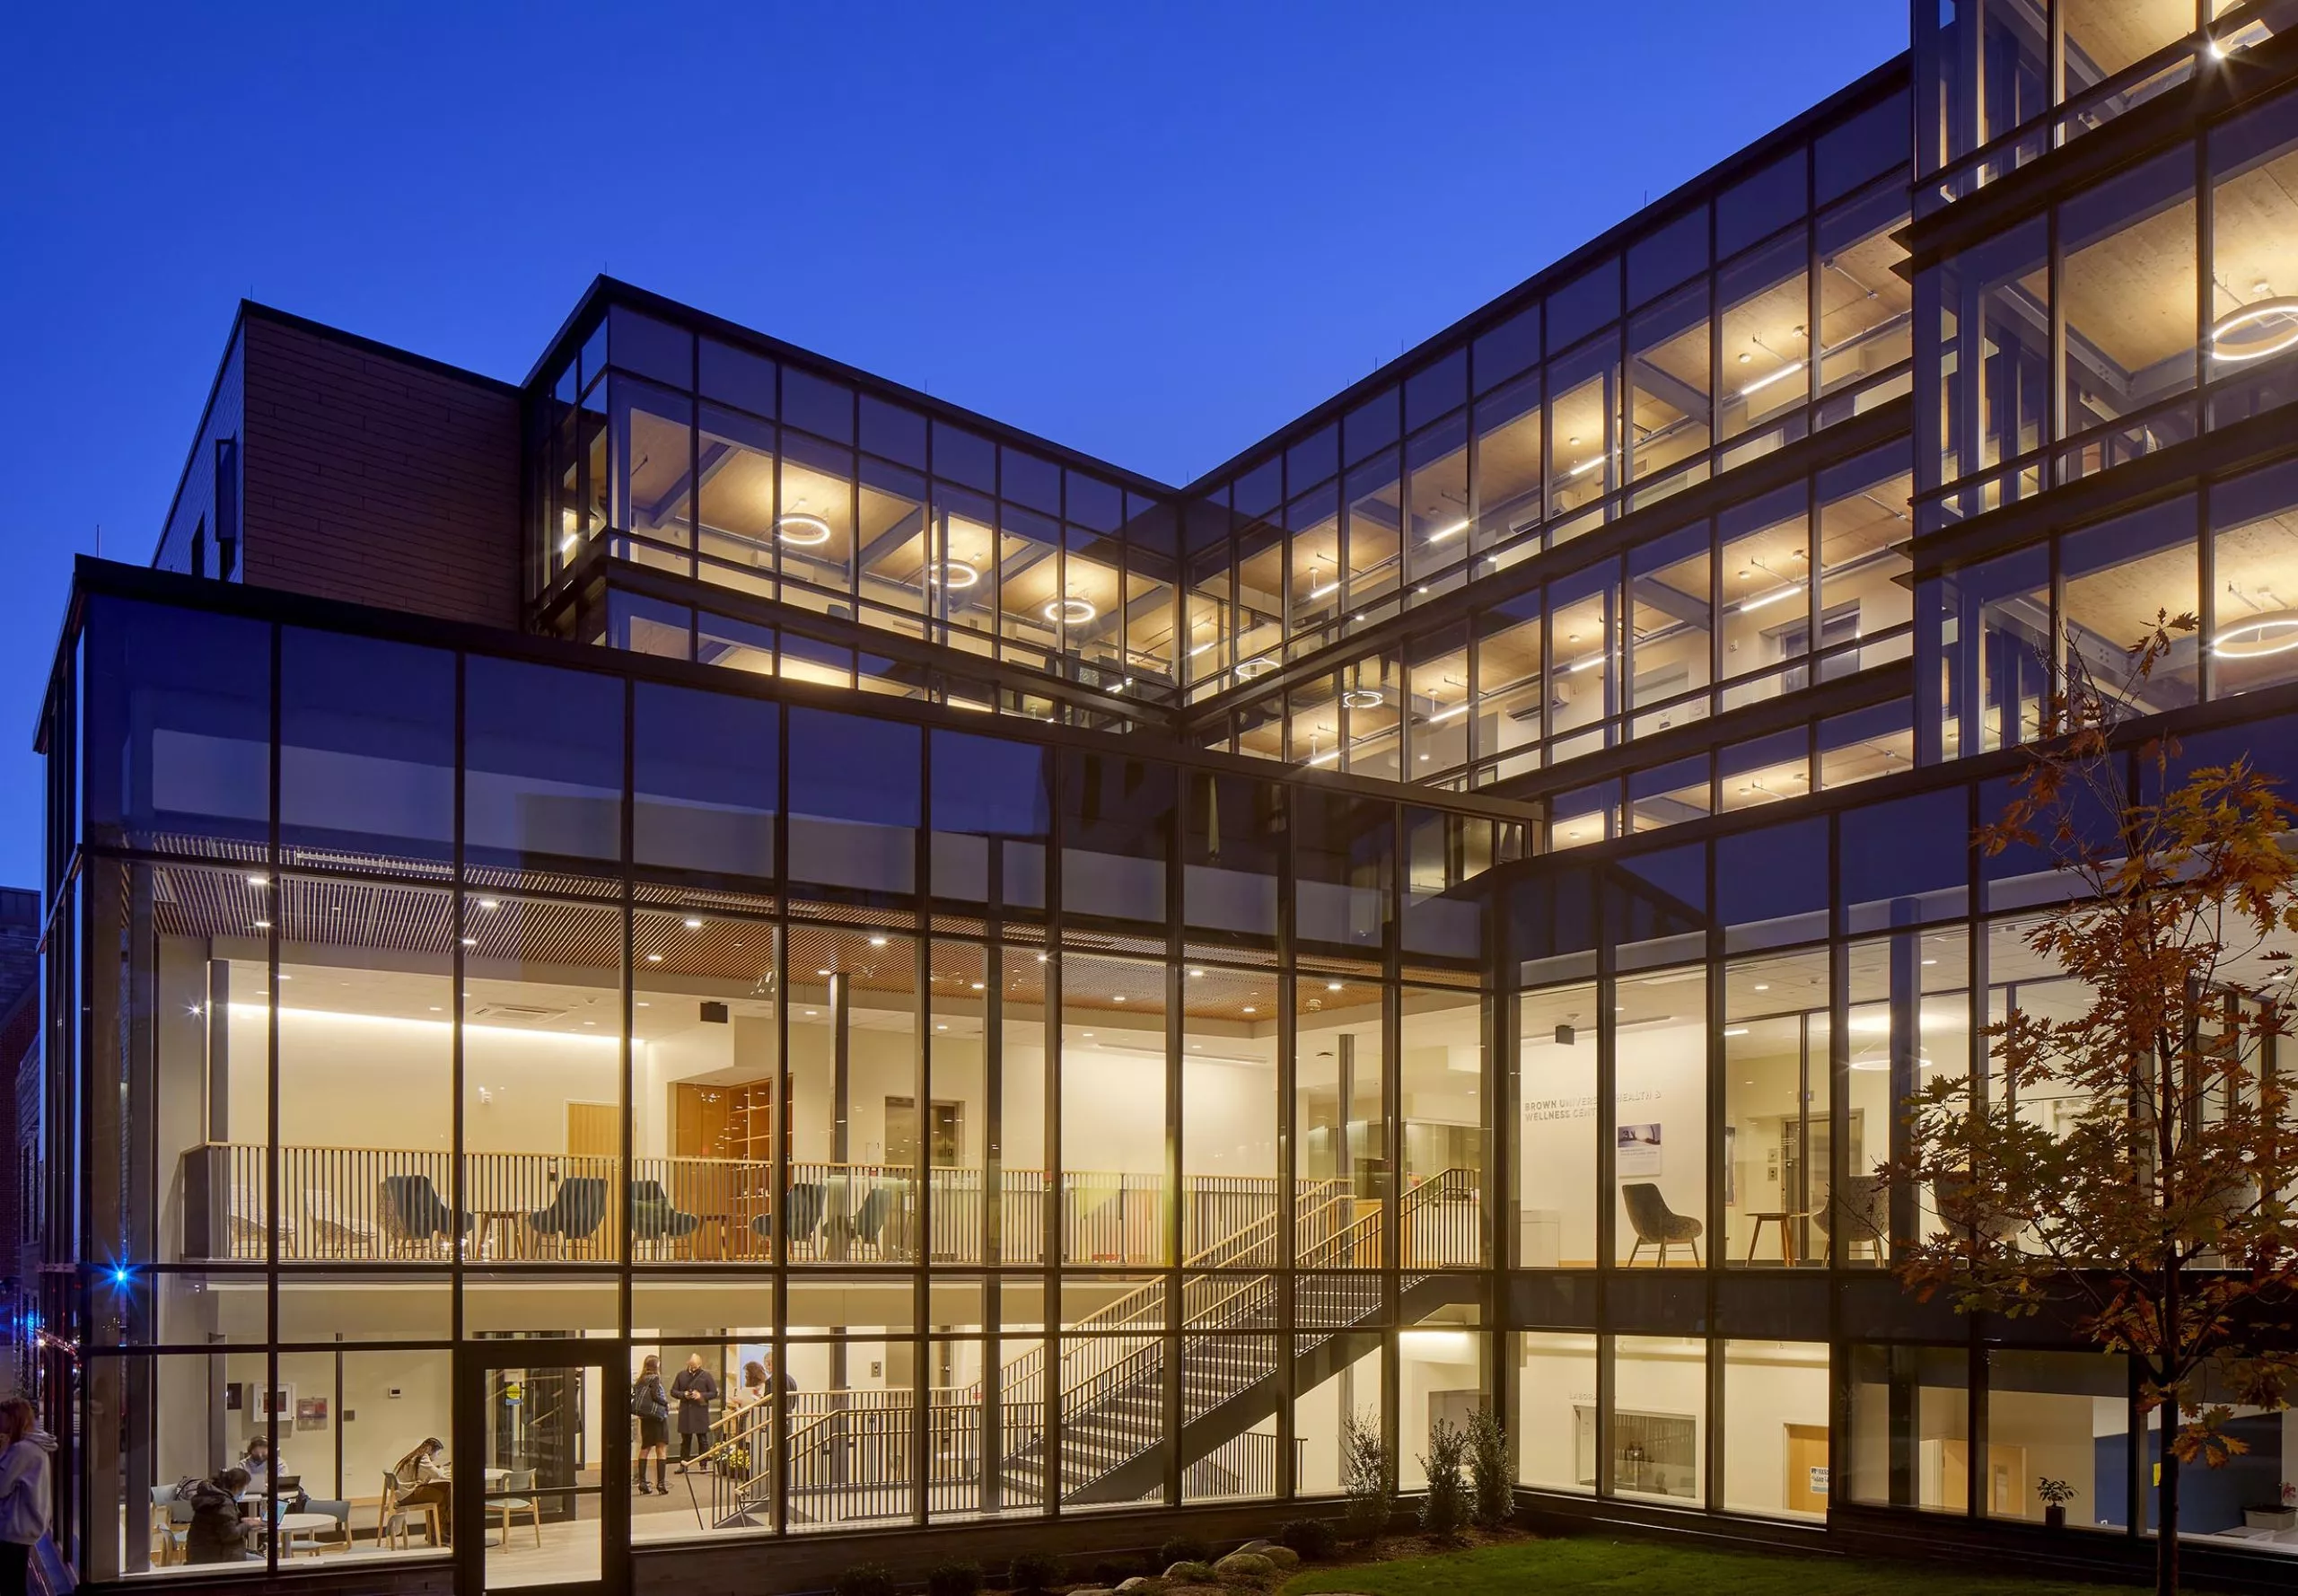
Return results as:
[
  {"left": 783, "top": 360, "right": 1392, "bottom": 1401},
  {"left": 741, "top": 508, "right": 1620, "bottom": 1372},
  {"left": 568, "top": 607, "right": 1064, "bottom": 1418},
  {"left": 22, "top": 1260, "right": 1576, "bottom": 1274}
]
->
[
  {"left": 540, "top": 306, "right": 1178, "bottom": 711},
  {"left": 67, "top": 589, "right": 1526, "bottom": 1568},
  {"left": 1920, "top": 83, "right": 2298, "bottom": 530}
]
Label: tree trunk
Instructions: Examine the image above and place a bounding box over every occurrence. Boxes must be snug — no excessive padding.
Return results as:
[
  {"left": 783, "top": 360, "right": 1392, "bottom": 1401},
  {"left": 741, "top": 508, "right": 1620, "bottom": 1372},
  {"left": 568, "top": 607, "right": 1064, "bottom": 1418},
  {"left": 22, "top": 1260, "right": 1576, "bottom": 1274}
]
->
[{"left": 2157, "top": 1439, "right": 2180, "bottom": 1596}]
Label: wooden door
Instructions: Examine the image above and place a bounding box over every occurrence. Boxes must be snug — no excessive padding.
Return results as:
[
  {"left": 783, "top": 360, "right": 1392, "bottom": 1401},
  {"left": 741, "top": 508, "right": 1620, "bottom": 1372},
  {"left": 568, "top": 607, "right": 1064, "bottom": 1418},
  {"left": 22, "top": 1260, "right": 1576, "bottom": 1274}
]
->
[
  {"left": 1785, "top": 1424, "right": 1829, "bottom": 1513},
  {"left": 566, "top": 1102, "right": 618, "bottom": 1158},
  {"left": 566, "top": 1102, "right": 620, "bottom": 1258}
]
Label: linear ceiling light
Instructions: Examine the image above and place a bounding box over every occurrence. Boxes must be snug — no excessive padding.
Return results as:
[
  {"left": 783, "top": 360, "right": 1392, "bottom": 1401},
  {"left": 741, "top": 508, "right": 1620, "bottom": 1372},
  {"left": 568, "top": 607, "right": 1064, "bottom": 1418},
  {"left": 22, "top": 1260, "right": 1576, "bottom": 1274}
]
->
[
  {"left": 1738, "top": 359, "right": 1806, "bottom": 398},
  {"left": 1737, "top": 578, "right": 1807, "bottom": 614}
]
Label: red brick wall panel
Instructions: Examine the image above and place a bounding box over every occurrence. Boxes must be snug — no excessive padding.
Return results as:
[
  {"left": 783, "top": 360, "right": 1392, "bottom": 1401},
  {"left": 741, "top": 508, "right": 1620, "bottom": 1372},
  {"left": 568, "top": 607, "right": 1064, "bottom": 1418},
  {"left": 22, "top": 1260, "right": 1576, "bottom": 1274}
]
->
[{"left": 241, "top": 316, "right": 522, "bottom": 630}]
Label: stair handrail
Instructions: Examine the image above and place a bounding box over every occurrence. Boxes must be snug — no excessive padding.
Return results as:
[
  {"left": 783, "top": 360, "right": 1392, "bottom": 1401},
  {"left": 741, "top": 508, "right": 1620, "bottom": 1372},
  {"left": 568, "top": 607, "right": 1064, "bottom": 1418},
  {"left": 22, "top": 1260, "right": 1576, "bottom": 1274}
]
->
[{"left": 969, "top": 1176, "right": 1347, "bottom": 1404}]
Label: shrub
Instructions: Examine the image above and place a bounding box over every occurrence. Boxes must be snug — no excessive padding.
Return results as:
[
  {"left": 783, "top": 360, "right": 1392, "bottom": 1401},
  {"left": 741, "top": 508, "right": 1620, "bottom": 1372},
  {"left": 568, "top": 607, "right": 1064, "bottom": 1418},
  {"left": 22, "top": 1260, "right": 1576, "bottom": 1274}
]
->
[
  {"left": 835, "top": 1564, "right": 899, "bottom": 1596},
  {"left": 926, "top": 1561, "right": 983, "bottom": 1596},
  {"left": 1417, "top": 1416, "right": 1471, "bottom": 1542},
  {"left": 1007, "top": 1550, "right": 1063, "bottom": 1594},
  {"left": 1276, "top": 1519, "right": 1338, "bottom": 1561},
  {"left": 1155, "top": 1538, "right": 1210, "bottom": 1570},
  {"left": 1162, "top": 1561, "right": 1217, "bottom": 1586},
  {"left": 1339, "top": 1408, "right": 1396, "bottom": 1546},
  {"left": 1091, "top": 1560, "right": 1136, "bottom": 1588},
  {"left": 1465, "top": 1403, "right": 1512, "bottom": 1530}
]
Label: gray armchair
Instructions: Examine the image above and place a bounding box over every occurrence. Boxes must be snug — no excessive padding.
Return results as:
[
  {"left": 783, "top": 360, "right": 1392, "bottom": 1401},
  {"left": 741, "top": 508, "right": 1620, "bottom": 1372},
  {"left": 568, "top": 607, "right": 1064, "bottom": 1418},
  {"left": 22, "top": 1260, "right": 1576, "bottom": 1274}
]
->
[{"left": 1622, "top": 1182, "right": 1702, "bottom": 1267}]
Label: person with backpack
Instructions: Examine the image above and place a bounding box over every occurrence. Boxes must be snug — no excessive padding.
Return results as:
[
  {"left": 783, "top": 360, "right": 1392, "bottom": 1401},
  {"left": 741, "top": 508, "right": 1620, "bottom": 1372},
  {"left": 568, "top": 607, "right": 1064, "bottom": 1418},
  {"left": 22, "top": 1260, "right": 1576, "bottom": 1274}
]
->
[
  {"left": 181, "top": 1468, "right": 251, "bottom": 1565},
  {"left": 630, "top": 1355, "right": 670, "bottom": 1495},
  {"left": 0, "top": 1399, "right": 56, "bottom": 1596}
]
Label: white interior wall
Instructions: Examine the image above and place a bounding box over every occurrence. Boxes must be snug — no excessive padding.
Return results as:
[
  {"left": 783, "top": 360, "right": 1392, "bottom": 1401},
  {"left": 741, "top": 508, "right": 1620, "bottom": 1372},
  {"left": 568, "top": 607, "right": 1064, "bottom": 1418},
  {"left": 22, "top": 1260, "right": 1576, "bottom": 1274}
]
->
[
  {"left": 1397, "top": 1329, "right": 1482, "bottom": 1489},
  {"left": 1720, "top": 1344, "right": 1829, "bottom": 1515},
  {"left": 1517, "top": 1335, "right": 1597, "bottom": 1490},
  {"left": 1519, "top": 1021, "right": 1706, "bottom": 1266},
  {"left": 236, "top": 991, "right": 1287, "bottom": 1179}
]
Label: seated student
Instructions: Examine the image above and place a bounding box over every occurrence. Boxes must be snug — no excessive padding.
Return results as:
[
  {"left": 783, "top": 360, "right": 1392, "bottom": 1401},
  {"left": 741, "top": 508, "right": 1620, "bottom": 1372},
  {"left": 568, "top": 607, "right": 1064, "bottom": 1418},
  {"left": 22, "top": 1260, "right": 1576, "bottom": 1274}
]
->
[
  {"left": 182, "top": 1469, "right": 251, "bottom": 1565},
  {"left": 391, "top": 1438, "right": 452, "bottom": 1545},
  {"left": 239, "top": 1436, "right": 308, "bottom": 1512}
]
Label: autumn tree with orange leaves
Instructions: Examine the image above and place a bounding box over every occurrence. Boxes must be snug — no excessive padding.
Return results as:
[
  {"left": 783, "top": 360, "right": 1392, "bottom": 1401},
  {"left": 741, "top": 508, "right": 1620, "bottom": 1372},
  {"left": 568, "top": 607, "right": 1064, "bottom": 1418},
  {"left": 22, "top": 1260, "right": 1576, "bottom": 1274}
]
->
[{"left": 1888, "top": 611, "right": 2298, "bottom": 1596}]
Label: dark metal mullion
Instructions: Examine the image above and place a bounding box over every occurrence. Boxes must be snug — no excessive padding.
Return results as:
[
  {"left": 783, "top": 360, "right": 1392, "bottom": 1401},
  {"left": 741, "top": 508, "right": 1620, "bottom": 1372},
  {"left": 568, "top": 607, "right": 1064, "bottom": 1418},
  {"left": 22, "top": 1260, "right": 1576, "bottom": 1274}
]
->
[
  {"left": 263, "top": 620, "right": 281, "bottom": 1577},
  {"left": 2195, "top": 130, "right": 2217, "bottom": 701},
  {"left": 450, "top": 652, "right": 467, "bottom": 1357},
  {"left": 981, "top": 853, "right": 1004, "bottom": 1512},
  {"left": 1041, "top": 750, "right": 1065, "bottom": 1520},
  {"left": 910, "top": 789, "right": 931, "bottom": 1527},
  {"left": 1273, "top": 788, "right": 1299, "bottom": 1500},
  {"left": 770, "top": 701, "right": 792, "bottom": 1537},
  {"left": 1162, "top": 776, "right": 1185, "bottom": 1508},
  {"left": 1379, "top": 802, "right": 1403, "bottom": 1470},
  {"left": 615, "top": 677, "right": 635, "bottom": 1561},
  {"left": 1490, "top": 972, "right": 1520, "bottom": 1489},
  {"left": 2048, "top": 183, "right": 2066, "bottom": 487}
]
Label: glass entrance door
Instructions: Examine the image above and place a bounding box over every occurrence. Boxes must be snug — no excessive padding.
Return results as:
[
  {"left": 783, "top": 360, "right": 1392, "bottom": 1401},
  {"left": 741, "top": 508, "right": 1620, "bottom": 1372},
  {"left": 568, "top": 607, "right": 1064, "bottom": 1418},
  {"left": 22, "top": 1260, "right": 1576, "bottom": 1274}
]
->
[{"left": 456, "top": 1343, "right": 627, "bottom": 1595}]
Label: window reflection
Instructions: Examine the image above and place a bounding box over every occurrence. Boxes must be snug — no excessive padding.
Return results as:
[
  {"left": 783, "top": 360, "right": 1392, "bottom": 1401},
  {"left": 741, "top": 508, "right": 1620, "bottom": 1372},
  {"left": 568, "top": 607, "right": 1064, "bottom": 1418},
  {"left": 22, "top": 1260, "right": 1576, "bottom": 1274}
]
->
[
  {"left": 2059, "top": 148, "right": 2197, "bottom": 469},
  {"left": 1817, "top": 186, "right": 1912, "bottom": 397},
  {"left": 1720, "top": 235, "right": 1810, "bottom": 442},
  {"left": 1626, "top": 523, "right": 1712, "bottom": 719},
  {"left": 1548, "top": 339, "right": 1618, "bottom": 520},
  {"left": 2210, "top": 458, "right": 2298, "bottom": 697},
  {"left": 2210, "top": 86, "right": 2298, "bottom": 424},
  {"left": 697, "top": 407, "right": 778, "bottom": 600},
  {"left": 1627, "top": 286, "right": 1711, "bottom": 489},
  {"left": 1723, "top": 951, "right": 1830, "bottom": 1269}
]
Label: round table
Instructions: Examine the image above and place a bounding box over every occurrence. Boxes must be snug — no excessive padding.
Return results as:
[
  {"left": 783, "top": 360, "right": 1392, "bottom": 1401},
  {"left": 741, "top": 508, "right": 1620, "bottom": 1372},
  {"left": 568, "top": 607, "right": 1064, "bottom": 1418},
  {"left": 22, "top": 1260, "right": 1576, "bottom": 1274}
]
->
[{"left": 261, "top": 1511, "right": 343, "bottom": 1557}]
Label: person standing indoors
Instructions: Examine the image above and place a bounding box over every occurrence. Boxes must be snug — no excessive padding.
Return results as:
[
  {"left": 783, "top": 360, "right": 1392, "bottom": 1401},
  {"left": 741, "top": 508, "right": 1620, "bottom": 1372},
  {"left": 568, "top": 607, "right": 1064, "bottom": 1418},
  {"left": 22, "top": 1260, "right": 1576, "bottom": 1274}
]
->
[
  {"left": 670, "top": 1354, "right": 719, "bottom": 1473},
  {"left": 630, "top": 1355, "right": 671, "bottom": 1495},
  {"left": 0, "top": 1399, "right": 55, "bottom": 1596},
  {"left": 391, "top": 1439, "right": 452, "bottom": 1546},
  {"left": 725, "top": 1361, "right": 771, "bottom": 1482}
]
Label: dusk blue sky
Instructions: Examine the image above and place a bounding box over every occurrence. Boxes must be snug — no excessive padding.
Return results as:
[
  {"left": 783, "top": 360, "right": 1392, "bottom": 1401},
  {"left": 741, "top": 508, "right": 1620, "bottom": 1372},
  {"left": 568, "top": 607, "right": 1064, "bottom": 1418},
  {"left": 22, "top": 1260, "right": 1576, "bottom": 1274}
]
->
[{"left": 0, "top": 2, "right": 1907, "bottom": 892}]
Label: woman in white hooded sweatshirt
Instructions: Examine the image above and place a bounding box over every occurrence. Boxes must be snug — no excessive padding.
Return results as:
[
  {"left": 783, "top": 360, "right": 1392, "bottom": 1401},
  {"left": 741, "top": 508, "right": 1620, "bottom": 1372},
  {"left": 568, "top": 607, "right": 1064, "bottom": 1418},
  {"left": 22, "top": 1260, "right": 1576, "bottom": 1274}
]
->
[{"left": 0, "top": 1397, "right": 54, "bottom": 1596}]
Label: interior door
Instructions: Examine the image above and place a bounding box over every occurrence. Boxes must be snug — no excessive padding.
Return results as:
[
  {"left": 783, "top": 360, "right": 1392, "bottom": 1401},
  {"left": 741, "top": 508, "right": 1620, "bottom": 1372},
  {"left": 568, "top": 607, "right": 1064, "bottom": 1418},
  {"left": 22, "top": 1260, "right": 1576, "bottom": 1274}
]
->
[
  {"left": 1784, "top": 1423, "right": 1829, "bottom": 1513},
  {"left": 455, "top": 1342, "right": 627, "bottom": 1596}
]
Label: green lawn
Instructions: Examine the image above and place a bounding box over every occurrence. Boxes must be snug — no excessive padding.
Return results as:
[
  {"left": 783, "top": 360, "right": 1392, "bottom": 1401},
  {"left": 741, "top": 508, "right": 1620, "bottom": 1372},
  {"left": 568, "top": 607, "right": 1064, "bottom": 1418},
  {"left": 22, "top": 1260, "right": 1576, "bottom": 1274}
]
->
[{"left": 1283, "top": 1538, "right": 2137, "bottom": 1596}]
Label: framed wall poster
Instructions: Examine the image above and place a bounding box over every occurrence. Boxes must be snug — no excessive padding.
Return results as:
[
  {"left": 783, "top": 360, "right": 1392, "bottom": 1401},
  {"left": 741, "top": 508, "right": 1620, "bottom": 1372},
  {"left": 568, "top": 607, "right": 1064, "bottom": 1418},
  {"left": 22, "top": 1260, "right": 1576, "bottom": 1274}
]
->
[
  {"left": 255, "top": 1384, "right": 295, "bottom": 1423},
  {"left": 1617, "top": 1122, "right": 1662, "bottom": 1179},
  {"left": 295, "top": 1397, "right": 329, "bottom": 1432}
]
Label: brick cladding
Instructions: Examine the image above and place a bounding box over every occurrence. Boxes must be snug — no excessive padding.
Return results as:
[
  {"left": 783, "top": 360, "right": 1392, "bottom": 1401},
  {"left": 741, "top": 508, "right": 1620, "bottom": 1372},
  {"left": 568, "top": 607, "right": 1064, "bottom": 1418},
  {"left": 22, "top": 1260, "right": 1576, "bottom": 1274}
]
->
[{"left": 241, "top": 315, "right": 522, "bottom": 630}]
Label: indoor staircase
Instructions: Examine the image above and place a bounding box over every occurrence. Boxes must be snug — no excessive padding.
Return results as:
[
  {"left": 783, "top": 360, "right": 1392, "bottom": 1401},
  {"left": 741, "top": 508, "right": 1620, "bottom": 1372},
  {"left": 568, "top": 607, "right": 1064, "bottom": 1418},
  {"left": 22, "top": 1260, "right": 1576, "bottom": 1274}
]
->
[{"left": 701, "top": 1167, "right": 1481, "bottom": 1530}]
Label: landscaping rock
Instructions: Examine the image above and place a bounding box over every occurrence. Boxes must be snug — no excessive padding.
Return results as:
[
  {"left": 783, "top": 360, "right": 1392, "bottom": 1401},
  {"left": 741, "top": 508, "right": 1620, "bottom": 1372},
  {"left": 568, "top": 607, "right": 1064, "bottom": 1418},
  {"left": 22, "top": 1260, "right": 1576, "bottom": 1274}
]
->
[
  {"left": 1115, "top": 1581, "right": 1163, "bottom": 1594},
  {"left": 1249, "top": 1547, "right": 1297, "bottom": 1570},
  {"left": 1211, "top": 1552, "right": 1275, "bottom": 1581},
  {"left": 1162, "top": 1561, "right": 1217, "bottom": 1584}
]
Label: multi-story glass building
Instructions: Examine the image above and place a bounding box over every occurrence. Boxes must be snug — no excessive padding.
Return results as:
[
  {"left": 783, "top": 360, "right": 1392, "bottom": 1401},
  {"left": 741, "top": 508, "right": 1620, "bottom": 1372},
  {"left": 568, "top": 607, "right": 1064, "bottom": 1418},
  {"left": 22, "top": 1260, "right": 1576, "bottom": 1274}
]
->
[{"left": 28, "top": 5, "right": 2298, "bottom": 1592}]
